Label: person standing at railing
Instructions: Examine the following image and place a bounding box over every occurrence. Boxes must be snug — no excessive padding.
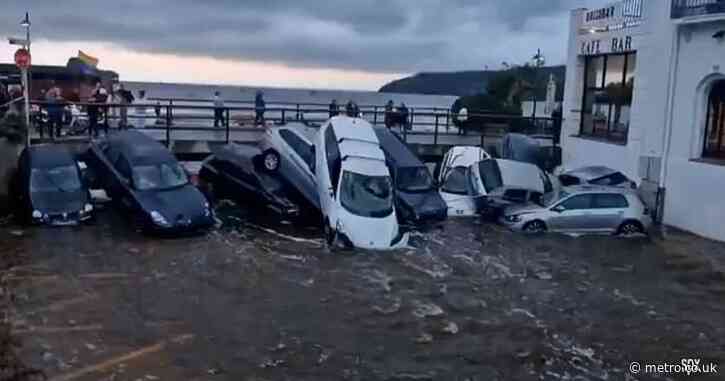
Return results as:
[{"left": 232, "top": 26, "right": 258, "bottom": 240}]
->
[
  {"left": 551, "top": 104, "right": 562, "bottom": 145},
  {"left": 132, "top": 90, "right": 148, "bottom": 129},
  {"left": 329, "top": 99, "right": 339, "bottom": 118},
  {"left": 399, "top": 102, "right": 409, "bottom": 130},
  {"left": 255, "top": 90, "right": 266, "bottom": 126},
  {"left": 384, "top": 100, "right": 394, "bottom": 129},
  {"left": 116, "top": 84, "right": 134, "bottom": 130},
  {"left": 45, "top": 85, "right": 65, "bottom": 139},
  {"left": 213, "top": 91, "right": 225, "bottom": 128},
  {"left": 87, "top": 81, "right": 108, "bottom": 138}
]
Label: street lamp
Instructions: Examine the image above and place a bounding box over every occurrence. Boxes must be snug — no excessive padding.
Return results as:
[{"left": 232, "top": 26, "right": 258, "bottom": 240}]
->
[{"left": 20, "top": 12, "right": 31, "bottom": 146}]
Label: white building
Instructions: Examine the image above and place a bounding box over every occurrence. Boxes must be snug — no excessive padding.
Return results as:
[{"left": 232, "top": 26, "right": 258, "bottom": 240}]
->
[{"left": 561, "top": 0, "right": 725, "bottom": 241}]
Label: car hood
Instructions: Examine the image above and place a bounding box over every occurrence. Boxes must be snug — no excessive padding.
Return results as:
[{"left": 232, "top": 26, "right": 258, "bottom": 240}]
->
[
  {"left": 397, "top": 190, "right": 447, "bottom": 215},
  {"left": 337, "top": 209, "right": 406, "bottom": 250},
  {"left": 136, "top": 185, "right": 208, "bottom": 222},
  {"left": 504, "top": 202, "right": 545, "bottom": 216},
  {"left": 30, "top": 190, "right": 87, "bottom": 214}
]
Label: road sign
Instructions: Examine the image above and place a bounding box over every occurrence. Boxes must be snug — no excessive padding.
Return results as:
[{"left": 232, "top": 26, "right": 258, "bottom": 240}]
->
[
  {"left": 14, "top": 48, "right": 31, "bottom": 69},
  {"left": 8, "top": 37, "right": 29, "bottom": 46}
]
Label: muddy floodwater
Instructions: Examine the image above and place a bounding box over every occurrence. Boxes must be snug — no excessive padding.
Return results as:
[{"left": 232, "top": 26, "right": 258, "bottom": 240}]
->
[{"left": 1, "top": 202, "right": 724, "bottom": 380}]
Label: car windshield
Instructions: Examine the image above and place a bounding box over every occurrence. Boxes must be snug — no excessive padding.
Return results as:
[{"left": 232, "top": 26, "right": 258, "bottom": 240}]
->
[
  {"left": 590, "top": 172, "right": 629, "bottom": 186},
  {"left": 339, "top": 171, "right": 394, "bottom": 218},
  {"left": 30, "top": 166, "right": 81, "bottom": 193},
  {"left": 540, "top": 189, "right": 569, "bottom": 207},
  {"left": 477, "top": 160, "right": 503, "bottom": 193},
  {"left": 132, "top": 162, "right": 188, "bottom": 191},
  {"left": 397, "top": 166, "right": 434, "bottom": 192}
]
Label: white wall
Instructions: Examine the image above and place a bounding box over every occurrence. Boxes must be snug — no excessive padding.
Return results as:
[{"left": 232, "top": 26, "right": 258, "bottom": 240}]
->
[{"left": 663, "top": 20, "right": 725, "bottom": 241}]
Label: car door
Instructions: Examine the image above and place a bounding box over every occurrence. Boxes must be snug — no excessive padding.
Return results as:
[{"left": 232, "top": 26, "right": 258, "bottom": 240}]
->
[
  {"left": 548, "top": 194, "right": 595, "bottom": 232},
  {"left": 279, "top": 129, "right": 314, "bottom": 177},
  {"left": 591, "top": 193, "right": 630, "bottom": 232}
]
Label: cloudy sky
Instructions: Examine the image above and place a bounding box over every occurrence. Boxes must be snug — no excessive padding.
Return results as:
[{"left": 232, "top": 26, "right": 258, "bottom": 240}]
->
[{"left": 1, "top": 0, "right": 608, "bottom": 90}]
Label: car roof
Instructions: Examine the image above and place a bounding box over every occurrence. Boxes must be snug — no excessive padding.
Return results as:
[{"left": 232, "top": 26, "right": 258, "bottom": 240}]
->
[
  {"left": 444, "top": 146, "right": 491, "bottom": 168},
  {"left": 275, "top": 123, "right": 316, "bottom": 143},
  {"left": 329, "top": 116, "right": 386, "bottom": 163},
  {"left": 563, "top": 166, "right": 618, "bottom": 180},
  {"left": 495, "top": 159, "right": 544, "bottom": 192},
  {"left": 373, "top": 127, "right": 424, "bottom": 168},
  {"left": 107, "top": 131, "right": 177, "bottom": 165},
  {"left": 26, "top": 144, "right": 76, "bottom": 169}
]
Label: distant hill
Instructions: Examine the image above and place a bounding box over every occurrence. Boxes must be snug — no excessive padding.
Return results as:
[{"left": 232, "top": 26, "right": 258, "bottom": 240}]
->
[{"left": 379, "top": 65, "right": 566, "bottom": 99}]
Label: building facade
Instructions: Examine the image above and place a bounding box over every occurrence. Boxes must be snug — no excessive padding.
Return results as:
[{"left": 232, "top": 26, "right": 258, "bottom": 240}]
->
[{"left": 561, "top": 0, "right": 725, "bottom": 241}]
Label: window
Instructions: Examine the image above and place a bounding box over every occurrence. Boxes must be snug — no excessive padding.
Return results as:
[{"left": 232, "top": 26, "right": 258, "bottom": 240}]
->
[
  {"left": 558, "top": 174, "right": 581, "bottom": 186},
  {"left": 441, "top": 167, "right": 469, "bottom": 195},
  {"left": 324, "top": 125, "right": 341, "bottom": 192},
  {"left": 114, "top": 157, "right": 132, "bottom": 180},
  {"left": 703, "top": 80, "right": 725, "bottom": 159},
  {"left": 30, "top": 166, "right": 82, "bottom": 193},
  {"left": 396, "top": 166, "right": 434, "bottom": 193},
  {"left": 557, "top": 194, "right": 593, "bottom": 210},
  {"left": 590, "top": 172, "right": 630, "bottom": 186},
  {"left": 279, "top": 129, "right": 314, "bottom": 169},
  {"left": 132, "top": 162, "right": 188, "bottom": 191},
  {"left": 477, "top": 160, "right": 503, "bottom": 193},
  {"left": 593, "top": 193, "right": 629, "bottom": 209},
  {"left": 580, "top": 53, "right": 636, "bottom": 143},
  {"left": 339, "top": 171, "right": 394, "bottom": 218}
]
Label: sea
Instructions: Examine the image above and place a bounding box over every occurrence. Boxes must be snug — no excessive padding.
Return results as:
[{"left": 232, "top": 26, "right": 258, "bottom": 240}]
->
[{"left": 122, "top": 81, "right": 458, "bottom": 110}]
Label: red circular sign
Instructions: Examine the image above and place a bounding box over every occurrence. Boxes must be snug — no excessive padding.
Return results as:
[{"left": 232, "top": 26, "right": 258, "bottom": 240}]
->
[{"left": 14, "top": 48, "right": 31, "bottom": 69}]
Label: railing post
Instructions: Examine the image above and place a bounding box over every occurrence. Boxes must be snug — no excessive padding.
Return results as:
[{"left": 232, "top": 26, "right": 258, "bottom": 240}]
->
[
  {"left": 480, "top": 133, "right": 485, "bottom": 149},
  {"left": 296, "top": 104, "right": 300, "bottom": 121},
  {"left": 168, "top": 100, "right": 174, "bottom": 126},
  {"left": 225, "top": 108, "right": 231, "bottom": 144},
  {"left": 445, "top": 110, "right": 450, "bottom": 132},
  {"left": 373, "top": 106, "right": 378, "bottom": 126},
  {"left": 165, "top": 105, "right": 171, "bottom": 147},
  {"left": 282, "top": 109, "right": 286, "bottom": 124},
  {"left": 104, "top": 105, "right": 109, "bottom": 135},
  {"left": 410, "top": 108, "right": 415, "bottom": 130},
  {"left": 434, "top": 114, "right": 439, "bottom": 145}
]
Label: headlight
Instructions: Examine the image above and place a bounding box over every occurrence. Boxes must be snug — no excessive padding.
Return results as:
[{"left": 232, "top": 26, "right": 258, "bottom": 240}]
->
[
  {"left": 32, "top": 210, "right": 42, "bottom": 219},
  {"left": 83, "top": 203, "right": 93, "bottom": 213},
  {"left": 505, "top": 214, "right": 522, "bottom": 223},
  {"left": 150, "top": 211, "right": 169, "bottom": 226},
  {"left": 203, "top": 202, "right": 212, "bottom": 217},
  {"left": 335, "top": 219, "right": 346, "bottom": 234}
]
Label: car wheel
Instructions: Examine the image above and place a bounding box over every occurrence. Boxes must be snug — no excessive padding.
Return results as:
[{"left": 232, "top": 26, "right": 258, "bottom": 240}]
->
[
  {"left": 523, "top": 220, "right": 547, "bottom": 234},
  {"left": 262, "top": 150, "right": 280, "bottom": 172},
  {"left": 617, "top": 221, "right": 643, "bottom": 236},
  {"left": 323, "top": 218, "right": 336, "bottom": 246}
]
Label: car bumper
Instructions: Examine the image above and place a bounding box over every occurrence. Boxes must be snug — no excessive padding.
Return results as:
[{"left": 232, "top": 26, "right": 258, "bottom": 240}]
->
[{"left": 498, "top": 216, "right": 527, "bottom": 231}]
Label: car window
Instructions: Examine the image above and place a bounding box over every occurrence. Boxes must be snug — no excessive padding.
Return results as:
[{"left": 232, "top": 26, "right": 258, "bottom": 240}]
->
[
  {"left": 503, "top": 189, "right": 528, "bottom": 203},
  {"left": 477, "top": 160, "right": 503, "bottom": 193},
  {"left": 324, "top": 125, "right": 341, "bottom": 192},
  {"left": 339, "top": 171, "right": 394, "bottom": 218},
  {"left": 114, "top": 157, "right": 132, "bottom": 180},
  {"left": 280, "top": 129, "right": 314, "bottom": 169},
  {"left": 590, "top": 172, "right": 629, "bottom": 186},
  {"left": 593, "top": 193, "right": 629, "bottom": 208},
  {"left": 132, "top": 162, "right": 189, "bottom": 191},
  {"left": 397, "top": 166, "right": 434, "bottom": 192},
  {"left": 530, "top": 191, "right": 543, "bottom": 205},
  {"left": 557, "top": 194, "right": 593, "bottom": 210},
  {"left": 441, "top": 166, "right": 469, "bottom": 195},
  {"left": 30, "top": 165, "right": 82, "bottom": 193},
  {"left": 558, "top": 174, "right": 580, "bottom": 186}
]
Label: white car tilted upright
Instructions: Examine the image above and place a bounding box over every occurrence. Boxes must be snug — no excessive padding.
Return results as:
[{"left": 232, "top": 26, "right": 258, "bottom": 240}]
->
[
  {"left": 315, "top": 116, "right": 408, "bottom": 250},
  {"left": 437, "top": 146, "right": 491, "bottom": 217}
]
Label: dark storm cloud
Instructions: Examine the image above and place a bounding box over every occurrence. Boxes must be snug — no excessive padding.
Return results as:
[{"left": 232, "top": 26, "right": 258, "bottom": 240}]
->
[{"left": 1, "top": 0, "right": 609, "bottom": 73}]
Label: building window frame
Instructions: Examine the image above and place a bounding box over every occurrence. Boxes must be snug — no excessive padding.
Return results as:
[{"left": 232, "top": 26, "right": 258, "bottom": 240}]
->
[
  {"left": 579, "top": 52, "right": 635, "bottom": 144},
  {"left": 702, "top": 80, "right": 725, "bottom": 160}
]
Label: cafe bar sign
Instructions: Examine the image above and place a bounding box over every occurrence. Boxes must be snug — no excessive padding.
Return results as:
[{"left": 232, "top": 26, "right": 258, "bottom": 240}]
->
[
  {"left": 580, "top": 35, "right": 635, "bottom": 56},
  {"left": 581, "top": 0, "right": 644, "bottom": 34}
]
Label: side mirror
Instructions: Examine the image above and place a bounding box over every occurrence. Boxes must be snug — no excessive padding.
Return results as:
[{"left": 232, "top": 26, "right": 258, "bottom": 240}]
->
[{"left": 551, "top": 205, "right": 565, "bottom": 213}]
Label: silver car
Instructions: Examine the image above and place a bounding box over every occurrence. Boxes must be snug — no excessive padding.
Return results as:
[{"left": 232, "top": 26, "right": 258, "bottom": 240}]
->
[{"left": 500, "top": 185, "right": 652, "bottom": 235}]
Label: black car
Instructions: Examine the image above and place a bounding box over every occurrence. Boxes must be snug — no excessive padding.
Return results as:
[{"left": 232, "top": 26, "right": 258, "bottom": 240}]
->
[
  {"left": 199, "top": 142, "right": 315, "bottom": 218},
  {"left": 11, "top": 145, "right": 93, "bottom": 226},
  {"left": 84, "top": 130, "right": 214, "bottom": 233},
  {"left": 374, "top": 128, "right": 447, "bottom": 225}
]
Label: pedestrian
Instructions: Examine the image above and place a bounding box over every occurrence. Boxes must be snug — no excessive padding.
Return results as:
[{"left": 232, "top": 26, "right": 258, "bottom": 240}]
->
[
  {"left": 329, "top": 99, "right": 339, "bottom": 118},
  {"left": 117, "top": 83, "right": 134, "bottom": 129},
  {"left": 132, "top": 90, "right": 147, "bottom": 128},
  {"left": 399, "top": 102, "right": 409, "bottom": 130},
  {"left": 345, "top": 100, "right": 356, "bottom": 117},
  {"left": 45, "top": 85, "right": 65, "bottom": 139},
  {"left": 551, "top": 104, "right": 563, "bottom": 146},
  {"left": 255, "top": 90, "right": 266, "bottom": 126},
  {"left": 214, "top": 91, "right": 225, "bottom": 128},
  {"left": 87, "top": 81, "right": 108, "bottom": 137},
  {"left": 384, "top": 100, "right": 394, "bottom": 129}
]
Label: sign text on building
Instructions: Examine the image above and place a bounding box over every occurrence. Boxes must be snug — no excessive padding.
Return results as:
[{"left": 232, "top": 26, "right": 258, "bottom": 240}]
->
[{"left": 580, "top": 35, "right": 634, "bottom": 55}]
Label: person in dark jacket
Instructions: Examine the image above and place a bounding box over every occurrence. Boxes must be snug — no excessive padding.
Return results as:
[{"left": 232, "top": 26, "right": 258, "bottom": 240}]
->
[
  {"left": 399, "top": 102, "right": 409, "bottom": 130},
  {"left": 87, "top": 81, "right": 108, "bottom": 137},
  {"left": 345, "top": 100, "right": 360, "bottom": 117},
  {"left": 329, "top": 99, "right": 339, "bottom": 118},
  {"left": 213, "top": 91, "right": 225, "bottom": 128},
  {"left": 551, "top": 104, "right": 563, "bottom": 146},
  {"left": 45, "top": 85, "right": 65, "bottom": 139},
  {"left": 255, "top": 91, "right": 266, "bottom": 126},
  {"left": 117, "top": 84, "right": 134, "bottom": 129},
  {"left": 384, "top": 100, "right": 394, "bottom": 129}
]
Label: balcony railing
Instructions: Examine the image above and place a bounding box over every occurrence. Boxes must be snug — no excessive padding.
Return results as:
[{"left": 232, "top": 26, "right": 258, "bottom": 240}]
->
[{"left": 672, "top": 0, "right": 725, "bottom": 19}]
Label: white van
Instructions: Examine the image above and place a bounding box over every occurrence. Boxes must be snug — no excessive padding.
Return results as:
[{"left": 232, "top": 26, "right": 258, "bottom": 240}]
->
[
  {"left": 437, "top": 146, "right": 491, "bottom": 217},
  {"left": 315, "top": 116, "right": 407, "bottom": 250}
]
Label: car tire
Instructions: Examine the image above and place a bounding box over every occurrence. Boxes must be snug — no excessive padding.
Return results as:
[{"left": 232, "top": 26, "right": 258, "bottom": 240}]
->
[
  {"left": 323, "top": 217, "right": 336, "bottom": 246},
  {"left": 262, "top": 150, "right": 280, "bottom": 172},
  {"left": 523, "top": 220, "right": 547, "bottom": 234},
  {"left": 617, "top": 220, "right": 643, "bottom": 236}
]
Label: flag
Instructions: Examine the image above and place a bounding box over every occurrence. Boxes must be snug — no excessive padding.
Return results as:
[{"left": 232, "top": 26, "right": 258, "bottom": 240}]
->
[{"left": 78, "top": 50, "right": 99, "bottom": 68}]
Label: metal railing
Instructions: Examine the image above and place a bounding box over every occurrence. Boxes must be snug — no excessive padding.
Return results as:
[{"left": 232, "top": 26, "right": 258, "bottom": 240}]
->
[
  {"left": 671, "top": 0, "right": 725, "bottom": 18},
  {"left": 26, "top": 100, "right": 561, "bottom": 149}
]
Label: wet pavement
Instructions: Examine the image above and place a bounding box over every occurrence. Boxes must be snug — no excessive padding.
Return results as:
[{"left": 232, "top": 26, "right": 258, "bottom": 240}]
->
[{"left": 1, "top": 202, "right": 724, "bottom": 380}]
